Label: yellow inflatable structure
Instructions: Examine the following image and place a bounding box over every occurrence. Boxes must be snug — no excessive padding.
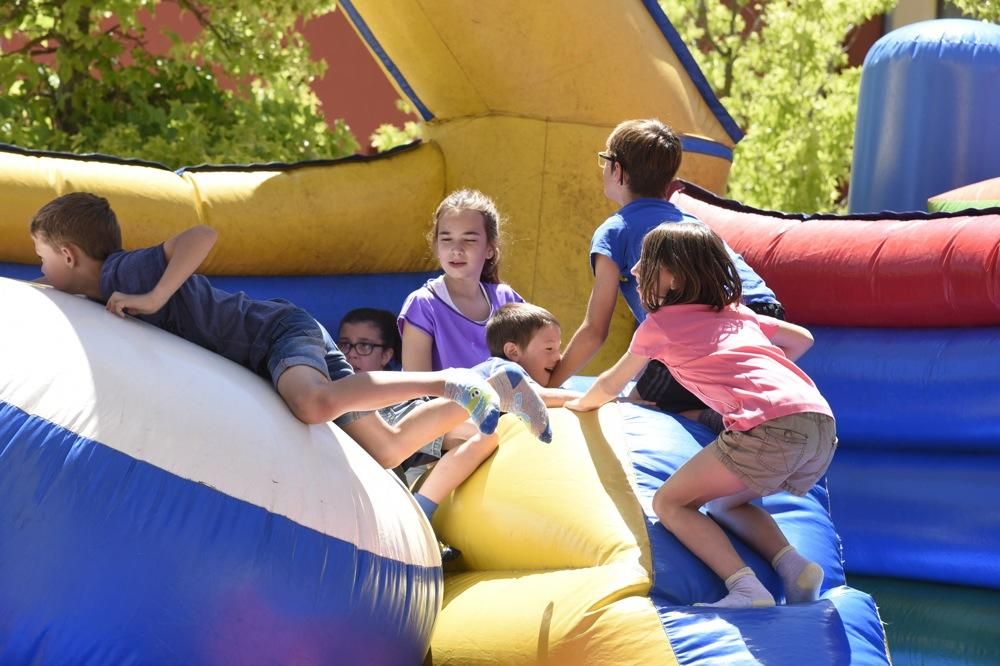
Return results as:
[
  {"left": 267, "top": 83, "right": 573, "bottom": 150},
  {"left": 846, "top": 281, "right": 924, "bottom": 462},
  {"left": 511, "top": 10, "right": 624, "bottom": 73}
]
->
[
  {"left": 1, "top": 0, "right": 738, "bottom": 372},
  {"left": 0, "top": 3, "right": 890, "bottom": 664}
]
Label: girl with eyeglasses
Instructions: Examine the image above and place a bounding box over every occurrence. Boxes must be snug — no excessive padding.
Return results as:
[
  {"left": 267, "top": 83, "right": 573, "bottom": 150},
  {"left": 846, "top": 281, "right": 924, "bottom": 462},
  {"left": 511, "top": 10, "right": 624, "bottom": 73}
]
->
[
  {"left": 338, "top": 307, "right": 402, "bottom": 372},
  {"left": 338, "top": 307, "right": 510, "bottom": 564}
]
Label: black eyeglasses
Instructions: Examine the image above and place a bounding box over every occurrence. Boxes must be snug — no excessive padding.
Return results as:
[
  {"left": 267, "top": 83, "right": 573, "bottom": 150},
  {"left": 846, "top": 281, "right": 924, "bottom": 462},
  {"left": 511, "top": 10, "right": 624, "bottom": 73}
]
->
[
  {"left": 337, "top": 340, "right": 388, "bottom": 356},
  {"left": 597, "top": 151, "right": 618, "bottom": 169}
]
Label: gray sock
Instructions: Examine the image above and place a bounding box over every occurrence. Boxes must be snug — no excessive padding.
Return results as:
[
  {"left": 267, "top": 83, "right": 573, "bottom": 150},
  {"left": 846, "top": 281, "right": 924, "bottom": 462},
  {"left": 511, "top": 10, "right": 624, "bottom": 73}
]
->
[
  {"left": 698, "top": 567, "right": 775, "bottom": 608},
  {"left": 773, "top": 545, "right": 824, "bottom": 604}
]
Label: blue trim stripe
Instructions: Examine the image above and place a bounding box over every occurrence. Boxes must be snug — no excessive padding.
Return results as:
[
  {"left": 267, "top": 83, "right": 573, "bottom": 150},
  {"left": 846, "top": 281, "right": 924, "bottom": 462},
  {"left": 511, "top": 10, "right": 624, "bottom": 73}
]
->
[
  {"left": 0, "top": 401, "right": 440, "bottom": 664},
  {"left": 339, "top": 1, "right": 434, "bottom": 121},
  {"left": 681, "top": 136, "right": 734, "bottom": 162},
  {"left": 0, "top": 262, "right": 437, "bottom": 336},
  {"left": 641, "top": 0, "right": 744, "bottom": 143}
]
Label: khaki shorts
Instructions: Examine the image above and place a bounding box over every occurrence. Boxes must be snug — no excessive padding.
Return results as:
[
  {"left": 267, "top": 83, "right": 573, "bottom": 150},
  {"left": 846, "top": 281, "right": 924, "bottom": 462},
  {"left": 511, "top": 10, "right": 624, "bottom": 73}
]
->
[{"left": 707, "top": 412, "right": 837, "bottom": 496}]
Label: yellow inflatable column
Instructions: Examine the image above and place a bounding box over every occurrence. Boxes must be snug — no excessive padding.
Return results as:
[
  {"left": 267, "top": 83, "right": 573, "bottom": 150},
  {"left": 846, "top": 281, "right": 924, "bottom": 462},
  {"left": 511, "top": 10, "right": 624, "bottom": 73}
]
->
[{"left": 429, "top": 408, "right": 678, "bottom": 664}]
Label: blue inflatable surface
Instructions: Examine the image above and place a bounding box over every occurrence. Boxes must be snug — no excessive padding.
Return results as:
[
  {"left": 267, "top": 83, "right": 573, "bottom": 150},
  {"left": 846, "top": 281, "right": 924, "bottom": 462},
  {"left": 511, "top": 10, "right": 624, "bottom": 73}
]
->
[{"left": 849, "top": 19, "right": 1000, "bottom": 213}]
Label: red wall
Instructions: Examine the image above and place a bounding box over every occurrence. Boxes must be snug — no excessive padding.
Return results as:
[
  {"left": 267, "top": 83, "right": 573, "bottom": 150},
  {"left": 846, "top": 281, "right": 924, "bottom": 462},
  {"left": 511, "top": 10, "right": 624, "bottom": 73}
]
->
[{"left": 301, "top": 10, "right": 410, "bottom": 152}]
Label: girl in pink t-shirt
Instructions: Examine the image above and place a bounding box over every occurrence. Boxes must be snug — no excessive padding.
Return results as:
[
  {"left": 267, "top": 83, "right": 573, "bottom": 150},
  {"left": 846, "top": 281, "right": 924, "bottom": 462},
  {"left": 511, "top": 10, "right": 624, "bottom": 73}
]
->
[{"left": 567, "top": 222, "right": 837, "bottom": 609}]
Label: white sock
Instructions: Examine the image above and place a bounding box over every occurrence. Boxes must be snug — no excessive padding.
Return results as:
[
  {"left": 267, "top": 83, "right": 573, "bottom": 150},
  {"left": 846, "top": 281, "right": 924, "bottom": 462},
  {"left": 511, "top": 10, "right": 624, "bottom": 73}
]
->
[
  {"left": 698, "top": 567, "right": 775, "bottom": 608},
  {"left": 444, "top": 370, "right": 501, "bottom": 435},
  {"left": 773, "top": 545, "right": 824, "bottom": 604}
]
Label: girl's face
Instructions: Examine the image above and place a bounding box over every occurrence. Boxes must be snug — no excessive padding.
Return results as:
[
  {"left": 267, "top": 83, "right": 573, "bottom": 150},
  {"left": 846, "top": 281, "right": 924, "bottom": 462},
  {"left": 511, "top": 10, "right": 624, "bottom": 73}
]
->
[
  {"left": 435, "top": 209, "right": 495, "bottom": 282},
  {"left": 338, "top": 321, "right": 394, "bottom": 372},
  {"left": 632, "top": 260, "right": 676, "bottom": 300}
]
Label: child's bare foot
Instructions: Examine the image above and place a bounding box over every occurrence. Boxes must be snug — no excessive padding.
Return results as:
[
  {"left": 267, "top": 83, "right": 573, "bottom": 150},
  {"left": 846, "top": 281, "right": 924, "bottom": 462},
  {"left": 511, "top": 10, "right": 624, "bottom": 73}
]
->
[
  {"left": 445, "top": 370, "right": 501, "bottom": 435},
  {"left": 486, "top": 361, "right": 552, "bottom": 443}
]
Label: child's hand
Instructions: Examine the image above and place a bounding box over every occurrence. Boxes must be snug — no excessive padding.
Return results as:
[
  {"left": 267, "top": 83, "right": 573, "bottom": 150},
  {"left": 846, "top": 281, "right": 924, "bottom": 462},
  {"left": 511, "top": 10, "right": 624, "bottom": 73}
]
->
[
  {"left": 615, "top": 395, "right": 657, "bottom": 407},
  {"left": 564, "top": 397, "right": 598, "bottom": 412},
  {"left": 106, "top": 291, "right": 164, "bottom": 317}
]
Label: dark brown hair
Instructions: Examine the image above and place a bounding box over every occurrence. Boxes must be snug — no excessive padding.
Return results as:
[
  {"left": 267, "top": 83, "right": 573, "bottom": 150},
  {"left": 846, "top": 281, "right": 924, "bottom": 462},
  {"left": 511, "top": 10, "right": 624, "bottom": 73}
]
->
[
  {"left": 486, "top": 302, "right": 560, "bottom": 358},
  {"left": 30, "top": 192, "right": 122, "bottom": 260},
  {"left": 339, "top": 307, "right": 402, "bottom": 362},
  {"left": 606, "top": 119, "right": 682, "bottom": 199},
  {"left": 428, "top": 189, "right": 503, "bottom": 283},
  {"left": 637, "top": 222, "right": 741, "bottom": 312}
]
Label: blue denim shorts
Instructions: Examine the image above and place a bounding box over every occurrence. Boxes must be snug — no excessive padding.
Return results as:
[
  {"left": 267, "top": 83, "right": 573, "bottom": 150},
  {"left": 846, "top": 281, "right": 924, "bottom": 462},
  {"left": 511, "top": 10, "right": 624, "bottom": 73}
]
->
[{"left": 266, "top": 309, "right": 367, "bottom": 426}]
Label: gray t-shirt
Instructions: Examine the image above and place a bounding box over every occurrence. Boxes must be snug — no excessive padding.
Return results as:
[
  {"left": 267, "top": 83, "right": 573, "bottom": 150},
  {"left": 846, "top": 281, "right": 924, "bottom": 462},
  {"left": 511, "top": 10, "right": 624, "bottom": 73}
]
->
[{"left": 100, "top": 245, "right": 298, "bottom": 374}]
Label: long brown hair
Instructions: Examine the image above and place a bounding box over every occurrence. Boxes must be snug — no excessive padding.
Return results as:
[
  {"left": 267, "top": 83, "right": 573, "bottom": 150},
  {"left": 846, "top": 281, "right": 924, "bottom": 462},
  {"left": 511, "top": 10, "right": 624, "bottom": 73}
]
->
[
  {"left": 637, "top": 222, "right": 741, "bottom": 312},
  {"left": 428, "top": 189, "right": 503, "bottom": 283}
]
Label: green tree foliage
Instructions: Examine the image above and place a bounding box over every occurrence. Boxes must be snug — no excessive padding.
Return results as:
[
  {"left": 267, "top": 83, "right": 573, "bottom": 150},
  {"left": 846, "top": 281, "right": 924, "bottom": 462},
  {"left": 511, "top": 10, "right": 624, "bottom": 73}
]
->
[
  {"left": 662, "top": 0, "right": 894, "bottom": 212},
  {"left": 369, "top": 98, "right": 423, "bottom": 153},
  {"left": 0, "top": 0, "right": 358, "bottom": 168},
  {"left": 949, "top": 0, "right": 1000, "bottom": 22}
]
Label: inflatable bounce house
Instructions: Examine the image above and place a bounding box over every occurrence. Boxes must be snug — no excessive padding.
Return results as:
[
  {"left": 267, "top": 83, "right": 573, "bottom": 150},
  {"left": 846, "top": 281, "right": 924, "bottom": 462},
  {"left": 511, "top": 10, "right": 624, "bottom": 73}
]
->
[{"left": 0, "top": 2, "right": 995, "bottom": 663}]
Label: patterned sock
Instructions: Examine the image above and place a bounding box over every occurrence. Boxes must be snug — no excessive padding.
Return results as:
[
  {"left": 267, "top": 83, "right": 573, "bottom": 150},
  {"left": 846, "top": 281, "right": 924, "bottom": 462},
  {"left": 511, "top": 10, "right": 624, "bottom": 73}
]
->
[
  {"left": 697, "top": 567, "right": 775, "bottom": 609},
  {"left": 414, "top": 493, "right": 438, "bottom": 521},
  {"left": 485, "top": 361, "right": 552, "bottom": 443},
  {"left": 444, "top": 370, "right": 501, "bottom": 435},
  {"left": 773, "top": 546, "right": 824, "bottom": 604}
]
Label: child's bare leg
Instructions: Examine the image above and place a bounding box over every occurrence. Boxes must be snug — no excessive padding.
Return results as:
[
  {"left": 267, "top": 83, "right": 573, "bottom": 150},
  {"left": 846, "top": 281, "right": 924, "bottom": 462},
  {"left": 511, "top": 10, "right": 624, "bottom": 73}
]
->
[
  {"left": 652, "top": 447, "right": 775, "bottom": 608},
  {"left": 276, "top": 366, "right": 499, "bottom": 432},
  {"left": 418, "top": 431, "right": 499, "bottom": 504},
  {"left": 340, "top": 400, "right": 471, "bottom": 469},
  {"left": 707, "top": 492, "right": 824, "bottom": 604}
]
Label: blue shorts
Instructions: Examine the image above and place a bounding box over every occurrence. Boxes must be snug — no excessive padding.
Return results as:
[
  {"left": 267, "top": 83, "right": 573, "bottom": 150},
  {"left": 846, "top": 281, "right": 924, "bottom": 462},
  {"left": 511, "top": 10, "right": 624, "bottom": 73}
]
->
[{"left": 265, "top": 309, "right": 367, "bottom": 426}]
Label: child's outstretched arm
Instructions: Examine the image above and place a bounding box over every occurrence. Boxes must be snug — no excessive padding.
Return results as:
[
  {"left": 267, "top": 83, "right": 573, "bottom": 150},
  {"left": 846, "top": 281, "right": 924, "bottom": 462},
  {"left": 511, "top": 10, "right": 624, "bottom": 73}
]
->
[
  {"left": 535, "top": 386, "right": 583, "bottom": 408},
  {"left": 768, "top": 320, "right": 814, "bottom": 361},
  {"left": 565, "top": 351, "right": 647, "bottom": 412},
  {"left": 106, "top": 225, "right": 217, "bottom": 317},
  {"left": 547, "top": 255, "right": 620, "bottom": 387}
]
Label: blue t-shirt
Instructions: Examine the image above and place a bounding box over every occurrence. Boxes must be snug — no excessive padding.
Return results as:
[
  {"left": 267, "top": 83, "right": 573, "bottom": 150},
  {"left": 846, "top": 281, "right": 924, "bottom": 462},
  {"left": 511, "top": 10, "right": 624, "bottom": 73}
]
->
[
  {"left": 590, "top": 198, "right": 777, "bottom": 322},
  {"left": 100, "top": 245, "right": 299, "bottom": 373}
]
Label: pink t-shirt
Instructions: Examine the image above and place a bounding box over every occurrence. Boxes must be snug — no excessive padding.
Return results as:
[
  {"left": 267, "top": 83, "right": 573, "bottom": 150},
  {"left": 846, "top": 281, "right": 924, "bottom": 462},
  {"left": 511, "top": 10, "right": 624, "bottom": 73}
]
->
[{"left": 629, "top": 303, "right": 832, "bottom": 431}]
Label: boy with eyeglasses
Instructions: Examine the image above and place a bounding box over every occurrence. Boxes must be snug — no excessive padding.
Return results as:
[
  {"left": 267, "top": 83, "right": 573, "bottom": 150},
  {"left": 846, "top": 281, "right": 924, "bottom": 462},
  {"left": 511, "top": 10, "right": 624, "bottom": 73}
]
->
[{"left": 547, "top": 119, "right": 784, "bottom": 427}]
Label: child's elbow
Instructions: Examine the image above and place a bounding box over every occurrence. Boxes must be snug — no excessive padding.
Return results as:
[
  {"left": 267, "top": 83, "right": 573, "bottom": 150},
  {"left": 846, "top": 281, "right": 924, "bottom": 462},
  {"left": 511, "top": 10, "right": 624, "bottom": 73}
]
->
[{"left": 197, "top": 225, "right": 219, "bottom": 244}]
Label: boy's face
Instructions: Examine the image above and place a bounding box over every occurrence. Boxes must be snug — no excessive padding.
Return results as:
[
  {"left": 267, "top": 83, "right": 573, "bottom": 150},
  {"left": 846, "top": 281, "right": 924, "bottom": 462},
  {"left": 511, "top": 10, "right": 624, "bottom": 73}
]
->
[
  {"left": 338, "top": 321, "right": 394, "bottom": 373},
  {"left": 509, "top": 323, "right": 562, "bottom": 385},
  {"left": 32, "top": 234, "right": 77, "bottom": 292}
]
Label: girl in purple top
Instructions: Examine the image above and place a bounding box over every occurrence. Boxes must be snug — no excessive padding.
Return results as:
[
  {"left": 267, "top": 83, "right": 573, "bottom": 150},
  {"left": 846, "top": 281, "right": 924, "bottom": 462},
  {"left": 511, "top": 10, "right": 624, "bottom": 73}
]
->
[{"left": 398, "top": 189, "right": 523, "bottom": 372}]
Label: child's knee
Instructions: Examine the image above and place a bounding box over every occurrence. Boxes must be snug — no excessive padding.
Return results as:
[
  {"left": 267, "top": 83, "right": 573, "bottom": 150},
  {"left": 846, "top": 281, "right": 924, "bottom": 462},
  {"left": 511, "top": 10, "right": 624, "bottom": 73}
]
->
[{"left": 284, "top": 386, "right": 341, "bottom": 424}]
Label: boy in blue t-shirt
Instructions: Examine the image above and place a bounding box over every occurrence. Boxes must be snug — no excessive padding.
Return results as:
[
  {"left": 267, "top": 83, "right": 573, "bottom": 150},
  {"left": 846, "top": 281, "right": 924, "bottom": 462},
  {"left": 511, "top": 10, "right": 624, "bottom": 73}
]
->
[
  {"left": 29, "top": 192, "right": 551, "bottom": 467},
  {"left": 548, "top": 119, "right": 784, "bottom": 419}
]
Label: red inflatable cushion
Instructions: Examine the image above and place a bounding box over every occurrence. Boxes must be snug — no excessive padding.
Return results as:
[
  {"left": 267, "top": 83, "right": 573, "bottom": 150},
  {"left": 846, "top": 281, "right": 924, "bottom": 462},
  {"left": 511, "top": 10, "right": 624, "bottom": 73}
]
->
[{"left": 669, "top": 181, "right": 1000, "bottom": 327}]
